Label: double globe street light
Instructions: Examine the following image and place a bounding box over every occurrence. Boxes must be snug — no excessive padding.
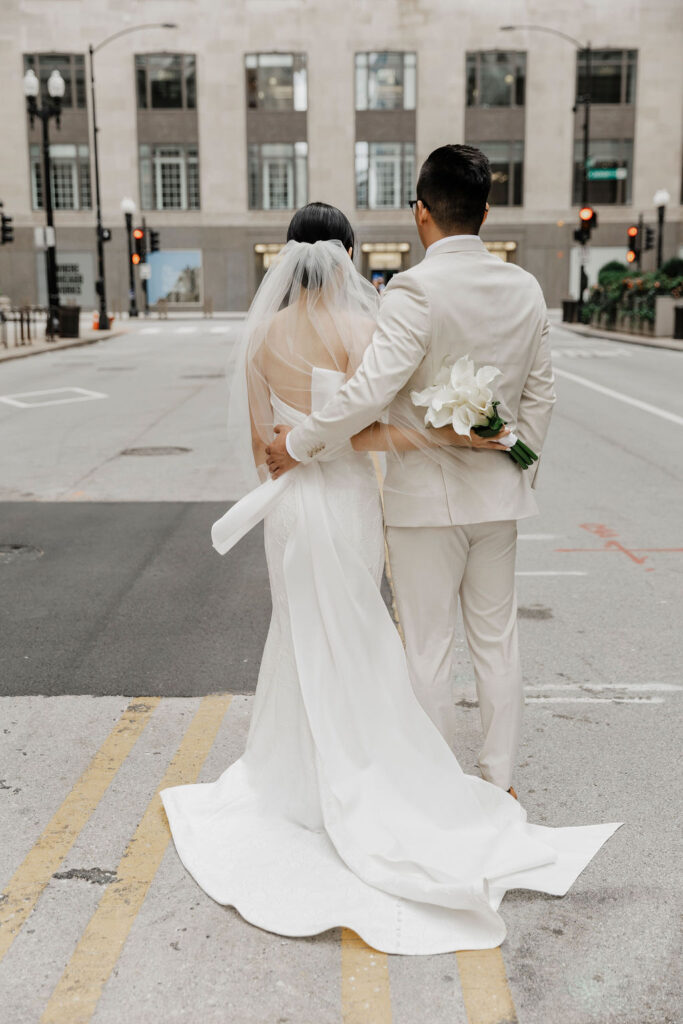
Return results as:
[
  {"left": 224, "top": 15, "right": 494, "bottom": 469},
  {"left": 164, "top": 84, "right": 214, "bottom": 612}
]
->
[{"left": 23, "top": 66, "right": 66, "bottom": 338}]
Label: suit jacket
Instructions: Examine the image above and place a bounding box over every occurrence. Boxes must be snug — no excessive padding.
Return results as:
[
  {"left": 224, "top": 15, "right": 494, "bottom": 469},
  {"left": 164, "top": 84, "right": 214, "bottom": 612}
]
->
[{"left": 286, "top": 236, "right": 556, "bottom": 527}]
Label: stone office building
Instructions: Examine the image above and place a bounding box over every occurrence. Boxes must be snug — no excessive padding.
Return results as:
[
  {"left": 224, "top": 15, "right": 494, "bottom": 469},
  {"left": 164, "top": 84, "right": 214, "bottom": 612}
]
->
[{"left": 1, "top": 0, "right": 681, "bottom": 313}]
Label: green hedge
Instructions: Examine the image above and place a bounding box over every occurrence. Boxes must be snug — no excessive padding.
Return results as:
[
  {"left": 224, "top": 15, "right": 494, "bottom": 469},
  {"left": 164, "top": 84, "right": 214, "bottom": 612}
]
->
[{"left": 582, "top": 263, "right": 683, "bottom": 327}]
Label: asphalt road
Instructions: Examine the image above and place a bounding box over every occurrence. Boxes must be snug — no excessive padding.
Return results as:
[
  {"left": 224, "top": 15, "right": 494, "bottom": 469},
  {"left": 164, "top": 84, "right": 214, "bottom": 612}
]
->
[{"left": 1, "top": 317, "right": 681, "bottom": 1024}]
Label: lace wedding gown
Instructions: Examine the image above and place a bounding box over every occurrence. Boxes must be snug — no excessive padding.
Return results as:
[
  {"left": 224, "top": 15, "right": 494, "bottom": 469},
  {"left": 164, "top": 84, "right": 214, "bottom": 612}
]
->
[{"left": 161, "top": 367, "right": 620, "bottom": 955}]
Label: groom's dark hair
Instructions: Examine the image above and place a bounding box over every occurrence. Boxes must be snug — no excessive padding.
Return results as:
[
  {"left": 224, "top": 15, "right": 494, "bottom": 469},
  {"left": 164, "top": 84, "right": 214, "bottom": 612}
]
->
[{"left": 416, "top": 145, "right": 491, "bottom": 234}]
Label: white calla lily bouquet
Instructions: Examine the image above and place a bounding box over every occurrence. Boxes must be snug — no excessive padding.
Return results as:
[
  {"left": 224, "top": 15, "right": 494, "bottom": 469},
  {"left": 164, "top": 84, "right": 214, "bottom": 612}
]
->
[{"left": 410, "top": 355, "right": 538, "bottom": 470}]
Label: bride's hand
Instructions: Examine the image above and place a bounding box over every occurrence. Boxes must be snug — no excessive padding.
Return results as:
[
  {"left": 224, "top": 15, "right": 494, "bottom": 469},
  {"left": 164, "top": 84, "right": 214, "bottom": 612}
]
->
[{"left": 432, "top": 425, "right": 510, "bottom": 451}]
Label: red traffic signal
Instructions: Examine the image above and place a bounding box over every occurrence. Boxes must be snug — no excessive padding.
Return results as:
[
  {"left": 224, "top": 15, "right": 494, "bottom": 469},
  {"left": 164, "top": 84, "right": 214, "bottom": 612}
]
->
[
  {"left": 626, "top": 224, "right": 640, "bottom": 266},
  {"left": 627, "top": 225, "right": 638, "bottom": 238},
  {"left": 132, "top": 228, "right": 144, "bottom": 240},
  {"left": 626, "top": 251, "right": 636, "bottom": 263},
  {"left": 579, "top": 206, "right": 595, "bottom": 222},
  {"left": 132, "top": 253, "right": 141, "bottom": 265}
]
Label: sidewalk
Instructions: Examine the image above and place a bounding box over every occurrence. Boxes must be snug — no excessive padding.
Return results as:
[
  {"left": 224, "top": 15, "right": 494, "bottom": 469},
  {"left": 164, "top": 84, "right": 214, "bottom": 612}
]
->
[
  {"left": 0, "top": 322, "right": 130, "bottom": 363},
  {"left": 559, "top": 320, "right": 683, "bottom": 352}
]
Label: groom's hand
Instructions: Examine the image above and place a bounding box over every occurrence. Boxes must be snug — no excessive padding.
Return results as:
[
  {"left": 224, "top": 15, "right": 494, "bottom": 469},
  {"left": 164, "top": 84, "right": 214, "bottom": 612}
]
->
[
  {"left": 469, "top": 426, "right": 510, "bottom": 451},
  {"left": 266, "top": 426, "right": 297, "bottom": 479}
]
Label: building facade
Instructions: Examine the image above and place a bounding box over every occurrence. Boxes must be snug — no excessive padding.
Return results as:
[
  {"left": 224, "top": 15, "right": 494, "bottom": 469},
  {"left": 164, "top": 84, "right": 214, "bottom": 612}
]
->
[{"left": 1, "top": 0, "right": 682, "bottom": 312}]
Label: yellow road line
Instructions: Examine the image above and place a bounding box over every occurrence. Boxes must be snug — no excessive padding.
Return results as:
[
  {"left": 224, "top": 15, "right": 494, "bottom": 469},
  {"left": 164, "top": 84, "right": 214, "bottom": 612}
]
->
[
  {"left": 341, "top": 928, "right": 392, "bottom": 1024},
  {"left": 41, "top": 694, "right": 232, "bottom": 1024},
  {"left": 456, "top": 948, "right": 518, "bottom": 1024},
  {"left": 0, "top": 699, "right": 160, "bottom": 962}
]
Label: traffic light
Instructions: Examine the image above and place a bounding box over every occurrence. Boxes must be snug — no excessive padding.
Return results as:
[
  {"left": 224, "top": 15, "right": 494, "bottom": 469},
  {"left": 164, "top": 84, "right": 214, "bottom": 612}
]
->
[
  {"left": 132, "top": 226, "right": 145, "bottom": 266},
  {"left": 644, "top": 226, "right": 655, "bottom": 252},
  {"left": 1, "top": 210, "right": 14, "bottom": 245},
  {"left": 149, "top": 229, "right": 160, "bottom": 253},
  {"left": 573, "top": 205, "right": 598, "bottom": 244},
  {"left": 626, "top": 224, "right": 640, "bottom": 265}
]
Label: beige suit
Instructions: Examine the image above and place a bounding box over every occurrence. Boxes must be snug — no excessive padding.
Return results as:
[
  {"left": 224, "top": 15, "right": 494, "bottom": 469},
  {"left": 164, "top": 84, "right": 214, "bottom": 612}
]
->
[{"left": 287, "top": 236, "right": 556, "bottom": 788}]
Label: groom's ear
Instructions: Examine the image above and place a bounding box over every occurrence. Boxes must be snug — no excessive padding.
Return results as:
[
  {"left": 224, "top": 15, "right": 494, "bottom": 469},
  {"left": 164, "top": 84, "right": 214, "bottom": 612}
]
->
[{"left": 481, "top": 203, "right": 490, "bottom": 227}]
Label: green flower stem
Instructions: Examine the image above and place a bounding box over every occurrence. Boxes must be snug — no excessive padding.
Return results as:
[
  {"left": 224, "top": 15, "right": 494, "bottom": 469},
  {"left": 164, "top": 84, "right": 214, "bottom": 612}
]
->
[{"left": 472, "top": 403, "right": 538, "bottom": 471}]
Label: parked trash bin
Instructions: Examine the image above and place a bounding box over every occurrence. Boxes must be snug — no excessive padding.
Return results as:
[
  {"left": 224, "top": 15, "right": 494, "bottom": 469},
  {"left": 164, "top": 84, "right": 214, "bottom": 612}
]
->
[
  {"left": 562, "top": 300, "right": 578, "bottom": 323},
  {"left": 674, "top": 305, "right": 683, "bottom": 341},
  {"left": 58, "top": 305, "right": 80, "bottom": 338}
]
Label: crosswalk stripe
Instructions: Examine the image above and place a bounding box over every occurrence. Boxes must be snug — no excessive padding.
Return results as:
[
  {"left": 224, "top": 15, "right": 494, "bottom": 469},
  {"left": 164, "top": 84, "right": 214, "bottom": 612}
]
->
[
  {"left": 456, "top": 947, "right": 518, "bottom": 1024},
  {"left": 40, "top": 694, "right": 232, "bottom": 1024},
  {"left": 341, "top": 928, "right": 392, "bottom": 1023},
  {"left": 0, "top": 699, "right": 159, "bottom": 963}
]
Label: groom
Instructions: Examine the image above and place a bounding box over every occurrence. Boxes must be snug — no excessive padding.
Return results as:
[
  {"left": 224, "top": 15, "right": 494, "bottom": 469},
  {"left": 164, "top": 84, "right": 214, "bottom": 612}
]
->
[{"left": 266, "top": 144, "right": 555, "bottom": 795}]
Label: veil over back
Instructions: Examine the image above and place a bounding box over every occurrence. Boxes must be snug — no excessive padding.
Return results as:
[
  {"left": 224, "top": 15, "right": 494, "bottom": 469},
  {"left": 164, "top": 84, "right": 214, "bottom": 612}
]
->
[{"left": 226, "top": 239, "right": 379, "bottom": 499}]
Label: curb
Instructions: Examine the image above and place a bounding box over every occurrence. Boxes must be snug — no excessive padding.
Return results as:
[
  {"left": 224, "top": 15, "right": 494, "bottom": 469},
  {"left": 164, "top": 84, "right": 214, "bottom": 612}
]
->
[
  {"left": 559, "top": 321, "right": 683, "bottom": 353},
  {"left": 0, "top": 328, "right": 128, "bottom": 364}
]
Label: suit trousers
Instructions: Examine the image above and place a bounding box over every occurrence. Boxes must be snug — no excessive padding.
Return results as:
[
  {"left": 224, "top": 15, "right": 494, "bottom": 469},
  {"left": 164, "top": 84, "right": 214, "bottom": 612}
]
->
[{"left": 385, "top": 520, "right": 522, "bottom": 790}]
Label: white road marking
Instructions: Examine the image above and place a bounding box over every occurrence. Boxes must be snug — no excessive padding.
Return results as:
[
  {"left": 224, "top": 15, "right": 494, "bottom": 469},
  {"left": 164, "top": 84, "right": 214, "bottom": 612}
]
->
[
  {"left": 139, "top": 327, "right": 161, "bottom": 334},
  {"left": 529, "top": 683, "right": 682, "bottom": 692},
  {"left": 515, "top": 571, "right": 587, "bottom": 576},
  {"left": 0, "top": 387, "right": 107, "bottom": 409},
  {"left": 525, "top": 696, "right": 664, "bottom": 704},
  {"left": 553, "top": 347, "right": 630, "bottom": 359},
  {"left": 209, "top": 325, "right": 233, "bottom": 333},
  {"left": 174, "top": 326, "right": 198, "bottom": 334},
  {"left": 554, "top": 368, "right": 683, "bottom": 426}
]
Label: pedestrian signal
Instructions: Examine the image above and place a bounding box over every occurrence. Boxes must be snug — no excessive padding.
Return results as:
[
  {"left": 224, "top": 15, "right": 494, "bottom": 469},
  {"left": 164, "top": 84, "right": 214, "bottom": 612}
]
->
[
  {"left": 644, "top": 226, "right": 655, "bottom": 252},
  {"left": 1, "top": 211, "right": 14, "bottom": 245},
  {"left": 149, "top": 229, "right": 160, "bottom": 253}
]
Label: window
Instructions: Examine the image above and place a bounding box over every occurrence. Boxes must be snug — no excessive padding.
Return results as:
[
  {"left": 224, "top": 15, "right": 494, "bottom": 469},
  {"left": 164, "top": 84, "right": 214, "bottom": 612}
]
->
[
  {"left": 577, "top": 50, "right": 637, "bottom": 104},
  {"left": 471, "top": 141, "right": 523, "bottom": 206},
  {"left": 23, "top": 54, "right": 86, "bottom": 108},
  {"left": 356, "top": 142, "right": 414, "bottom": 209},
  {"left": 135, "top": 55, "right": 196, "bottom": 109},
  {"left": 573, "top": 139, "right": 632, "bottom": 205},
  {"left": 30, "top": 144, "right": 91, "bottom": 210},
  {"left": 466, "top": 52, "right": 525, "bottom": 107},
  {"left": 246, "top": 54, "right": 307, "bottom": 111},
  {"left": 248, "top": 143, "right": 308, "bottom": 210},
  {"left": 355, "top": 53, "right": 416, "bottom": 111},
  {"left": 139, "top": 145, "right": 200, "bottom": 209}
]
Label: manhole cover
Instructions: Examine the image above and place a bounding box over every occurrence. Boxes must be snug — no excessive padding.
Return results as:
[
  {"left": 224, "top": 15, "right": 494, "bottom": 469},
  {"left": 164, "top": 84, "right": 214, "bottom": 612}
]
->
[
  {"left": 0, "top": 544, "right": 43, "bottom": 564},
  {"left": 119, "top": 446, "right": 191, "bottom": 456}
]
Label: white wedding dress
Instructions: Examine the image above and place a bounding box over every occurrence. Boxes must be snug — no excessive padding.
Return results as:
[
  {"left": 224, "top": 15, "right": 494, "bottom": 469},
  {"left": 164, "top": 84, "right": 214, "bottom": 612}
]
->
[{"left": 161, "top": 367, "right": 620, "bottom": 955}]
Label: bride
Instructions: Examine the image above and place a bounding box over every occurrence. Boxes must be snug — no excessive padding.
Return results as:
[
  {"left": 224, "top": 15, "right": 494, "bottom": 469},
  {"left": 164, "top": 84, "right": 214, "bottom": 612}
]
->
[{"left": 161, "top": 203, "right": 620, "bottom": 955}]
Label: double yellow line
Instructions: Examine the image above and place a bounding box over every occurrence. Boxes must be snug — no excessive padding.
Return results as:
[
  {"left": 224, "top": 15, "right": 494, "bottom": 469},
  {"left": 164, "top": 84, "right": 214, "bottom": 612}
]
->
[{"left": 0, "top": 695, "right": 231, "bottom": 1024}]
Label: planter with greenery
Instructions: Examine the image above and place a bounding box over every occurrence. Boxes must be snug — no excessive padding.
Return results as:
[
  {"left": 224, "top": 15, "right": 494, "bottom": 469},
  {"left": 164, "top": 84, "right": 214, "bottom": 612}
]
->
[{"left": 581, "top": 257, "right": 683, "bottom": 335}]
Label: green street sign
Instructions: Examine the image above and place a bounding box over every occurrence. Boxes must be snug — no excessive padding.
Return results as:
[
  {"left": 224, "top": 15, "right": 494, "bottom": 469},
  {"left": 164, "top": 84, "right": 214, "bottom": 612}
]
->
[{"left": 587, "top": 167, "right": 627, "bottom": 181}]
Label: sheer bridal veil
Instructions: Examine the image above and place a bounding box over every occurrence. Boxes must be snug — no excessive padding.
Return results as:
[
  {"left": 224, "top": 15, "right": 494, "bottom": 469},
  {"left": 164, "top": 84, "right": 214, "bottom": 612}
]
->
[{"left": 225, "top": 238, "right": 380, "bottom": 499}]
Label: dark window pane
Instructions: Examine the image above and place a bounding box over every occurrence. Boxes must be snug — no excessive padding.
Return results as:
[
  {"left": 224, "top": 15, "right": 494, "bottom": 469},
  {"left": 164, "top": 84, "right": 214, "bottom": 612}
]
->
[
  {"left": 136, "top": 64, "right": 147, "bottom": 109},
  {"left": 489, "top": 164, "right": 510, "bottom": 205},
  {"left": 512, "top": 160, "right": 523, "bottom": 206},
  {"left": 149, "top": 55, "right": 183, "bottom": 108},
  {"left": 577, "top": 49, "right": 632, "bottom": 104},
  {"left": 185, "top": 55, "right": 196, "bottom": 108},
  {"left": 74, "top": 55, "right": 86, "bottom": 108},
  {"left": 466, "top": 53, "right": 477, "bottom": 106}
]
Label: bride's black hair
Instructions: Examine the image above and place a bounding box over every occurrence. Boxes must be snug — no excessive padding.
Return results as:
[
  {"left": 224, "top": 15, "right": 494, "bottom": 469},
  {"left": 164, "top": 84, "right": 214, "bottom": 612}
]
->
[{"left": 286, "top": 202, "right": 355, "bottom": 253}]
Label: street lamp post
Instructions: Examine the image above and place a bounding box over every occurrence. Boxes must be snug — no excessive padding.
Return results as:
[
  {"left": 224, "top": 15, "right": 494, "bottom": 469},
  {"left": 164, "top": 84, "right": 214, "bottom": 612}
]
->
[
  {"left": 88, "top": 22, "right": 177, "bottom": 331},
  {"left": 652, "top": 189, "right": 671, "bottom": 270},
  {"left": 120, "top": 196, "right": 138, "bottom": 318},
  {"left": 23, "top": 67, "right": 66, "bottom": 338},
  {"left": 501, "top": 25, "right": 592, "bottom": 305}
]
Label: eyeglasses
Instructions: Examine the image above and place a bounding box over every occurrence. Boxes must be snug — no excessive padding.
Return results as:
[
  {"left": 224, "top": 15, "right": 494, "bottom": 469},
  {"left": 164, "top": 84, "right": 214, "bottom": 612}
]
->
[{"left": 408, "top": 199, "right": 429, "bottom": 212}]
